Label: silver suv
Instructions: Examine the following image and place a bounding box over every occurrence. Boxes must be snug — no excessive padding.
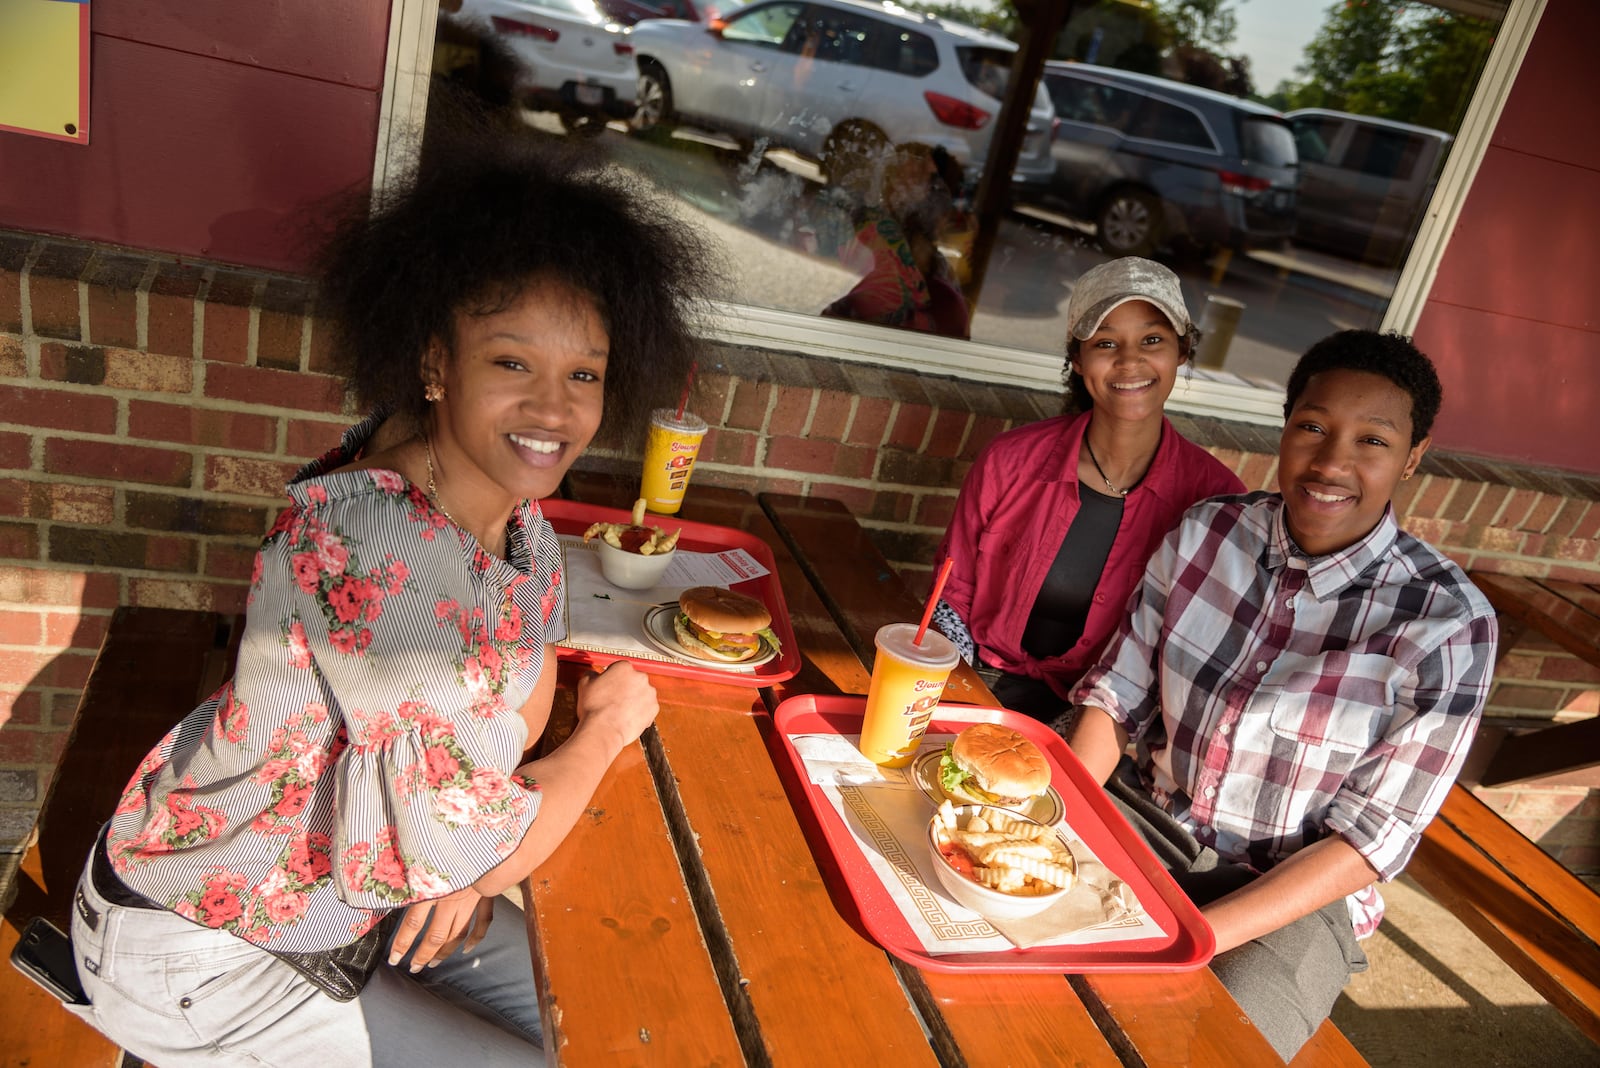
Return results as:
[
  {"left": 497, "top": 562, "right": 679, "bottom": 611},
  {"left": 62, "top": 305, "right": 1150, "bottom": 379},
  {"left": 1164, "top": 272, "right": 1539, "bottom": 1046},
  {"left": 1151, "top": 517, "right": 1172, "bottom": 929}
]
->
[{"left": 628, "top": 0, "right": 1055, "bottom": 186}]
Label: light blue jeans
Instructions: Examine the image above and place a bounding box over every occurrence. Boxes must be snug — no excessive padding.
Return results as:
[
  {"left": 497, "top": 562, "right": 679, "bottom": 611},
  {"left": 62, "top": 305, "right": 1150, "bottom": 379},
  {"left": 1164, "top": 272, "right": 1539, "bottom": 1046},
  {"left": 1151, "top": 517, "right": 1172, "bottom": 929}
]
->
[{"left": 67, "top": 847, "right": 545, "bottom": 1066}]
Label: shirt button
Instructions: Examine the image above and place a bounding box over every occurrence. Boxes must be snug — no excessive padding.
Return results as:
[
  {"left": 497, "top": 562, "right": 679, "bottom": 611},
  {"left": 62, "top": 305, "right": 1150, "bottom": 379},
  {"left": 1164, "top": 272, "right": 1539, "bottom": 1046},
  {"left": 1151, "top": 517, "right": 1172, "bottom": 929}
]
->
[
  {"left": 1284, "top": 597, "right": 1295, "bottom": 609},
  {"left": 1219, "top": 723, "right": 1231, "bottom": 736},
  {"left": 1255, "top": 661, "right": 1268, "bottom": 672},
  {"left": 1203, "top": 786, "right": 1217, "bottom": 798}
]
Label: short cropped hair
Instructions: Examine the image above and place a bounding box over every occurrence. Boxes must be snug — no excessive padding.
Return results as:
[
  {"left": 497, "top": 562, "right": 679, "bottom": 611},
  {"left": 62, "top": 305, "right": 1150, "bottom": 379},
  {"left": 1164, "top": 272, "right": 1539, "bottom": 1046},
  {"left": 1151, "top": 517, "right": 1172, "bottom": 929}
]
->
[
  {"left": 317, "top": 112, "right": 720, "bottom": 442},
  {"left": 1283, "top": 330, "right": 1442, "bottom": 445}
]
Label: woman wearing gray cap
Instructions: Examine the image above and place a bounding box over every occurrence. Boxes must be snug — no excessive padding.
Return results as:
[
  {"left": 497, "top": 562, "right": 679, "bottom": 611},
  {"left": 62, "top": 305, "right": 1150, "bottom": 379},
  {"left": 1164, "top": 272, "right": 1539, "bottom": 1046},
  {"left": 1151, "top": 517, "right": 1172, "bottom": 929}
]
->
[{"left": 932, "top": 257, "right": 1243, "bottom": 721}]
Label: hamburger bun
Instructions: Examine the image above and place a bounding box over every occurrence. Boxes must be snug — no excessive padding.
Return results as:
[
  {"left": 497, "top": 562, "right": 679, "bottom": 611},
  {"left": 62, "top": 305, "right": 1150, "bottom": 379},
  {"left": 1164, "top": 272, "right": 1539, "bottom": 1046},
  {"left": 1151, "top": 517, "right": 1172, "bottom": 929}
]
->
[
  {"left": 679, "top": 586, "right": 771, "bottom": 633},
  {"left": 937, "top": 723, "right": 1050, "bottom": 807},
  {"left": 672, "top": 586, "right": 772, "bottom": 663}
]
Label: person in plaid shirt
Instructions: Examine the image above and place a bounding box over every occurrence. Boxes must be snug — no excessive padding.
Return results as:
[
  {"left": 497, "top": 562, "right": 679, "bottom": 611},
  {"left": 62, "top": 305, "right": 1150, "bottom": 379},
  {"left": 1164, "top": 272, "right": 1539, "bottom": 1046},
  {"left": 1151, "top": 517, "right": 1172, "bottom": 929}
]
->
[{"left": 1065, "top": 330, "right": 1498, "bottom": 1059}]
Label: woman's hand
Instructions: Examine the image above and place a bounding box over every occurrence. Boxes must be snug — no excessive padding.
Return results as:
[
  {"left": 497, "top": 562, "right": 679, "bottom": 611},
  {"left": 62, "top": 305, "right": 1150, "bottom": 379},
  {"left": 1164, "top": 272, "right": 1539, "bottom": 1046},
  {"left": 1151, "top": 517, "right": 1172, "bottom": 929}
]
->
[
  {"left": 389, "top": 887, "right": 494, "bottom": 972},
  {"left": 574, "top": 661, "right": 659, "bottom": 754}
]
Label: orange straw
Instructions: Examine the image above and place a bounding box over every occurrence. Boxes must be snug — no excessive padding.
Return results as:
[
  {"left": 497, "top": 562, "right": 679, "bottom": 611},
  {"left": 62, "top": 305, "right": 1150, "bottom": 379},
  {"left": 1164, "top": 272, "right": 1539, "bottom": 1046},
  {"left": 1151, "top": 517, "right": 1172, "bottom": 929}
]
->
[
  {"left": 914, "top": 558, "right": 954, "bottom": 646},
  {"left": 675, "top": 361, "right": 696, "bottom": 421}
]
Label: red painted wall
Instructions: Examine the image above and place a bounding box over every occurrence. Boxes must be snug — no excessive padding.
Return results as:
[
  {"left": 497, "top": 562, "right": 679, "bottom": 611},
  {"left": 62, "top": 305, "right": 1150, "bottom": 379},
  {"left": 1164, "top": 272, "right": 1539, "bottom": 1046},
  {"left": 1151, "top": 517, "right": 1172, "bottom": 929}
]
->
[
  {"left": 1415, "top": 0, "right": 1600, "bottom": 475},
  {"left": 0, "top": 2, "right": 391, "bottom": 274}
]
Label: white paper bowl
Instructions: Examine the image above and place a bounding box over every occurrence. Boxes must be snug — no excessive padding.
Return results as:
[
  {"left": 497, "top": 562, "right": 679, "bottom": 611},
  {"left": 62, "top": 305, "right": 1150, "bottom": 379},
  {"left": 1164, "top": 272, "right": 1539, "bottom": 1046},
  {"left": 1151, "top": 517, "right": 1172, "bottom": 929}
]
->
[
  {"left": 597, "top": 538, "right": 675, "bottom": 590},
  {"left": 926, "top": 805, "right": 1070, "bottom": 920}
]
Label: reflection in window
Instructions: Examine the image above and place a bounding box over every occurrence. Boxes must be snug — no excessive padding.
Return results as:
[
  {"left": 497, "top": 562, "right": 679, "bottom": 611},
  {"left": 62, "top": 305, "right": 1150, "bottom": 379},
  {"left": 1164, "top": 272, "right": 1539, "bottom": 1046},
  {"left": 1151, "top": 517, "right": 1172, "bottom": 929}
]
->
[{"left": 429, "top": 0, "right": 1508, "bottom": 387}]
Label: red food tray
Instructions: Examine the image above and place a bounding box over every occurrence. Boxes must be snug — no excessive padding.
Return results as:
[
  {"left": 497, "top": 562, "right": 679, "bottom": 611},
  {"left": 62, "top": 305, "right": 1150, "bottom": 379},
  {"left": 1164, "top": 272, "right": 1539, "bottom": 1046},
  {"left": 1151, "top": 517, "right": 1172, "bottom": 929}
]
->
[
  {"left": 541, "top": 499, "right": 800, "bottom": 687},
  {"left": 772, "top": 694, "right": 1214, "bottom": 973}
]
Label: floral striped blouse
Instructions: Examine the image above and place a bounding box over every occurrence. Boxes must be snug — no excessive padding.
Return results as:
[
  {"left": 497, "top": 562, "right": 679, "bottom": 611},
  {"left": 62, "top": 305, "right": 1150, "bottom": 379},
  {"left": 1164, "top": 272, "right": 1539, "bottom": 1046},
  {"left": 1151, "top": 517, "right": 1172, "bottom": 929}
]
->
[{"left": 106, "top": 416, "right": 565, "bottom": 952}]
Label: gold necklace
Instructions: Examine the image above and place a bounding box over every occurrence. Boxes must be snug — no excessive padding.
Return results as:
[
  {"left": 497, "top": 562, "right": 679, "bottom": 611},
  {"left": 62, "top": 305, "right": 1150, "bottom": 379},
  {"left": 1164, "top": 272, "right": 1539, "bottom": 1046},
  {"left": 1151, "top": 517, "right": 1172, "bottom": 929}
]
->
[
  {"left": 422, "top": 435, "right": 460, "bottom": 529},
  {"left": 1084, "top": 435, "right": 1131, "bottom": 498}
]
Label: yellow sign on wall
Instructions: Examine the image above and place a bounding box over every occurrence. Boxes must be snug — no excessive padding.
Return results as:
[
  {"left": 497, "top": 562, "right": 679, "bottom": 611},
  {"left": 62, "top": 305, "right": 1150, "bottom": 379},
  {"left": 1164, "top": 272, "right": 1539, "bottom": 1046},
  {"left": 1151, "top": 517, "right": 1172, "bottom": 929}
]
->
[{"left": 0, "top": 0, "right": 91, "bottom": 144}]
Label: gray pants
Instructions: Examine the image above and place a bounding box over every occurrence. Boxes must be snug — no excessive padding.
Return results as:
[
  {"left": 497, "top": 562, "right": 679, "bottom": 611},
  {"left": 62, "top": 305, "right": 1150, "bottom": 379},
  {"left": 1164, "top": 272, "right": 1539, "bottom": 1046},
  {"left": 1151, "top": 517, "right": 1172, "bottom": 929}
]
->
[
  {"left": 1107, "top": 758, "right": 1367, "bottom": 1061},
  {"left": 67, "top": 845, "right": 545, "bottom": 1066}
]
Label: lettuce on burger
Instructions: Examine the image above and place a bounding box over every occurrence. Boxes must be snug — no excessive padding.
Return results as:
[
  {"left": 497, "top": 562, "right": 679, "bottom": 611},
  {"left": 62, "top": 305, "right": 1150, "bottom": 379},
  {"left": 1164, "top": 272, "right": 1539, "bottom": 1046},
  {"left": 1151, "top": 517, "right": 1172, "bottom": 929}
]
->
[
  {"left": 936, "top": 723, "right": 1050, "bottom": 807},
  {"left": 672, "top": 586, "right": 782, "bottom": 663}
]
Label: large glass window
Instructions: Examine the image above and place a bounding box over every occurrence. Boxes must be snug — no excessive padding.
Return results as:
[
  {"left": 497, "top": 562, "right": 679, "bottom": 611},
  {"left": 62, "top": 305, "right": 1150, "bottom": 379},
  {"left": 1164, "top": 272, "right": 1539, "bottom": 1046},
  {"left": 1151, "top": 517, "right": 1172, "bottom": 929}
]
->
[{"left": 427, "top": 0, "right": 1513, "bottom": 388}]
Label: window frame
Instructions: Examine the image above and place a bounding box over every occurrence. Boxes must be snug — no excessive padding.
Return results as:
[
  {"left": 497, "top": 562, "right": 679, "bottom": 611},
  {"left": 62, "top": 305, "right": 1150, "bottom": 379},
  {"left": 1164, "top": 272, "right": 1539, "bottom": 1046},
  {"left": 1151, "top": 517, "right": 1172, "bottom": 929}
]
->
[{"left": 374, "top": 0, "right": 1547, "bottom": 421}]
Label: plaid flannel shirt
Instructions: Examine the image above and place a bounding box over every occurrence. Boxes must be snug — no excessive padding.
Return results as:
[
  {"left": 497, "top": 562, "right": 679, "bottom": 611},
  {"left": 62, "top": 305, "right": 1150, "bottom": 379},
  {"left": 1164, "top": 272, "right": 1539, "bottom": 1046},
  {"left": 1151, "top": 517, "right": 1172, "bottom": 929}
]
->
[{"left": 1070, "top": 492, "right": 1498, "bottom": 935}]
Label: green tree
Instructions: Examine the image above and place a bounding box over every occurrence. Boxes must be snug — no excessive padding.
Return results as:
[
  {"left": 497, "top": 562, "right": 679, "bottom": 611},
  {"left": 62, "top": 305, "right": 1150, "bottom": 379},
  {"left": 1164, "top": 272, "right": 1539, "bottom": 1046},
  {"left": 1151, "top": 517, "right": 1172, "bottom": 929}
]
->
[
  {"left": 899, "top": 1, "right": 1020, "bottom": 39},
  {"left": 1159, "top": 0, "right": 1240, "bottom": 54},
  {"left": 1281, "top": 0, "right": 1495, "bottom": 133}
]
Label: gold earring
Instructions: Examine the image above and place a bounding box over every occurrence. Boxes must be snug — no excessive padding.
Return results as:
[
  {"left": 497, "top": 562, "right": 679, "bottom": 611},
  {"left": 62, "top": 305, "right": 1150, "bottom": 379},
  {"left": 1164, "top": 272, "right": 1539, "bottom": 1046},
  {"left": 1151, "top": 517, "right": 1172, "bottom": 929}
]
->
[{"left": 424, "top": 382, "right": 444, "bottom": 403}]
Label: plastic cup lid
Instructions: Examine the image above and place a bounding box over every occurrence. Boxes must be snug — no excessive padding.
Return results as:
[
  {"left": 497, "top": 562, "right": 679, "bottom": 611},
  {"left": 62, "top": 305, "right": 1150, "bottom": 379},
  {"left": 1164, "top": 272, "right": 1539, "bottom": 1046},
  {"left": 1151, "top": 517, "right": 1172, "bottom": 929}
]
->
[{"left": 875, "top": 622, "right": 959, "bottom": 669}]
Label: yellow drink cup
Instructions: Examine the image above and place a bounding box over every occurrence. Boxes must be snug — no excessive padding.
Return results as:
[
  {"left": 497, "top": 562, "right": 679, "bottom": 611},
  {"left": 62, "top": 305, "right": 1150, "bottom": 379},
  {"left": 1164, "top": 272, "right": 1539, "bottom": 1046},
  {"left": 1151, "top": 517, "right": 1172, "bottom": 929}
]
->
[
  {"left": 859, "top": 623, "right": 960, "bottom": 767},
  {"left": 640, "top": 409, "right": 708, "bottom": 516}
]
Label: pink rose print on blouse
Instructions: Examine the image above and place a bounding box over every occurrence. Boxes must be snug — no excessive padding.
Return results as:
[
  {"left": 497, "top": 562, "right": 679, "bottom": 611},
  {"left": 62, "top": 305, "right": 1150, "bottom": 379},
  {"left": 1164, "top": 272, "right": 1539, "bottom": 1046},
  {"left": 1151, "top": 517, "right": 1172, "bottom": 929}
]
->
[
  {"left": 540, "top": 567, "right": 563, "bottom": 627},
  {"left": 116, "top": 779, "right": 228, "bottom": 867},
  {"left": 278, "top": 510, "right": 412, "bottom": 657},
  {"left": 250, "top": 701, "right": 335, "bottom": 834},
  {"left": 406, "top": 486, "right": 453, "bottom": 541},
  {"left": 435, "top": 596, "right": 538, "bottom": 718},
  {"left": 370, "top": 469, "right": 406, "bottom": 495},
  {"left": 213, "top": 683, "right": 250, "bottom": 745},
  {"left": 354, "top": 699, "right": 531, "bottom": 832},
  {"left": 283, "top": 619, "right": 313, "bottom": 669},
  {"left": 342, "top": 826, "right": 451, "bottom": 906}
]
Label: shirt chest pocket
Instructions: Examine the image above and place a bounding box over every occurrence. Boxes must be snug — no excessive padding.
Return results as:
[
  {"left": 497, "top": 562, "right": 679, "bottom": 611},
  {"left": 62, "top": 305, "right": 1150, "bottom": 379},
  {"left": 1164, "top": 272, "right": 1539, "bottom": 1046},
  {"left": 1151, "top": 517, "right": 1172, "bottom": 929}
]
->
[
  {"left": 1266, "top": 653, "right": 1397, "bottom": 756},
  {"left": 976, "top": 527, "right": 1023, "bottom": 565}
]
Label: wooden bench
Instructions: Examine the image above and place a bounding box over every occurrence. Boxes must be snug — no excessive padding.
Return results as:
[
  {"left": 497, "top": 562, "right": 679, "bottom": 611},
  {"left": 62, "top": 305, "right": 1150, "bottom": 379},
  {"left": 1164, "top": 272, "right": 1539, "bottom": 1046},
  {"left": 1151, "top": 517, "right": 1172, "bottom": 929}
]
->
[
  {"left": 1466, "top": 571, "right": 1600, "bottom": 787},
  {"left": 2, "top": 606, "right": 242, "bottom": 1068},
  {"left": 756, "top": 492, "right": 1365, "bottom": 1067}
]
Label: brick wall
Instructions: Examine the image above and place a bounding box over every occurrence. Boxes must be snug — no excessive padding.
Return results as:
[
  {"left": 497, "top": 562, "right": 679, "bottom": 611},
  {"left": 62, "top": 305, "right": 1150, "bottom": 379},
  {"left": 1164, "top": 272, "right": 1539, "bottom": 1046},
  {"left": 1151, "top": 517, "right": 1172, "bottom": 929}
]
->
[{"left": 3, "top": 230, "right": 1599, "bottom": 851}]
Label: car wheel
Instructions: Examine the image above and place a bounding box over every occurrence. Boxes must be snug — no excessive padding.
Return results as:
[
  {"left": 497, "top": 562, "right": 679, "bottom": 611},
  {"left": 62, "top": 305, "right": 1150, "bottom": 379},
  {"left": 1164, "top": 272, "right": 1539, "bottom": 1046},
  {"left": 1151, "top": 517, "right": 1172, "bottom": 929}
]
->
[
  {"left": 631, "top": 63, "right": 674, "bottom": 139},
  {"left": 821, "top": 120, "right": 890, "bottom": 196},
  {"left": 1096, "top": 189, "right": 1162, "bottom": 256}
]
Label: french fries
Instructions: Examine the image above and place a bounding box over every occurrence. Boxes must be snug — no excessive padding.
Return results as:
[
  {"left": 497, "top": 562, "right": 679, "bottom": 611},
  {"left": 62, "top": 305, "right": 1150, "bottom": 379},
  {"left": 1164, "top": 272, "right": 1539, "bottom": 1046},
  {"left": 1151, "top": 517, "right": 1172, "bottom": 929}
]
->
[
  {"left": 583, "top": 498, "right": 681, "bottom": 555},
  {"left": 933, "top": 800, "right": 1076, "bottom": 896}
]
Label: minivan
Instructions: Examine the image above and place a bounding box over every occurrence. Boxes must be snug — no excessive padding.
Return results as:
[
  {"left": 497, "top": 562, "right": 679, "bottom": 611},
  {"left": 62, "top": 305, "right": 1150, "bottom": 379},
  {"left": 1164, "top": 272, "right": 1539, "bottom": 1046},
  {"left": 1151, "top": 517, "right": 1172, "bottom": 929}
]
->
[
  {"left": 1286, "top": 109, "right": 1452, "bottom": 266},
  {"left": 1019, "top": 62, "right": 1299, "bottom": 257}
]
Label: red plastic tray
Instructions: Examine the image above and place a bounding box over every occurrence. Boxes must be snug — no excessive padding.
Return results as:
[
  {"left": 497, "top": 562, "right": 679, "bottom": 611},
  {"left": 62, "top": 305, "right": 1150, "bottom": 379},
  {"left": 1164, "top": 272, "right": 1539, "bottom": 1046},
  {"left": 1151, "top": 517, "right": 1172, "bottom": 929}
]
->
[
  {"left": 541, "top": 498, "right": 800, "bottom": 687},
  {"left": 772, "top": 694, "right": 1214, "bottom": 973}
]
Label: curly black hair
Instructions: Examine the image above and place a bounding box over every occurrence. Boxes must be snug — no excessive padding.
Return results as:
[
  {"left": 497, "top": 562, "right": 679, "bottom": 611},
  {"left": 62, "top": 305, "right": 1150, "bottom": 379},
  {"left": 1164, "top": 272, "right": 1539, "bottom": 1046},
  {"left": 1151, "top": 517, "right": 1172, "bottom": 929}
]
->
[
  {"left": 316, "top": 108, "right": 720, "bottom": 444},
  {"left": 1061, "top": 330, "right": 1199, "bottom": 415},
  {"left": 1283, "top": 330, "right": 1442, "bottom": 445}
]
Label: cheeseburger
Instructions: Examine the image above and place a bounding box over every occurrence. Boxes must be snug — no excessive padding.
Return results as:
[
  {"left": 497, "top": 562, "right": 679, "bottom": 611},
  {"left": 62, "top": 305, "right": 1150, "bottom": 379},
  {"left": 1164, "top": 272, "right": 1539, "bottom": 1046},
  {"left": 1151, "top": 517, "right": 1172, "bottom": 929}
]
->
[
  {"left": 673, "top": 586, "right": 781, "bottom": 663},
  {"left": 936, "top": 723, "right": 1050, "bottom": 807}
]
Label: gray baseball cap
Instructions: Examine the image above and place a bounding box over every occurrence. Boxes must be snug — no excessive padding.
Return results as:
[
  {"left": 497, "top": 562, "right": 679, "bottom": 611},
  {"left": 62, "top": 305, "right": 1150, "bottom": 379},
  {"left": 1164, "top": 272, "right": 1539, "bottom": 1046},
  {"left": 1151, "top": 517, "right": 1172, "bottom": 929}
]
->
[{"left": 1066, "top": 257, "right": 1191, "bottom": 341}]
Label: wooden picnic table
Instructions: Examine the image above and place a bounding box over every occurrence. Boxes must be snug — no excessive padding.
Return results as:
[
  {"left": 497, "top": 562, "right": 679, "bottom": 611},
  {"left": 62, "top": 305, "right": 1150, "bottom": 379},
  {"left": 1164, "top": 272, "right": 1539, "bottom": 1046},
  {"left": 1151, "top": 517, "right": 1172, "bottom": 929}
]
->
[{"left": 530, "top": 474, "right": 1361, "bottom": 1067}]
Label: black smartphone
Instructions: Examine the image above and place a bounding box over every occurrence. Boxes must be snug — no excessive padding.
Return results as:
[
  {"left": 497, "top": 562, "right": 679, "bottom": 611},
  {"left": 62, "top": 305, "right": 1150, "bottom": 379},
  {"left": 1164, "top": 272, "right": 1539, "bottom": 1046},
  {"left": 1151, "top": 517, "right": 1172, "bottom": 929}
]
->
[{"left": 10, "top": 916, "right": 90, "bottom": 1006}]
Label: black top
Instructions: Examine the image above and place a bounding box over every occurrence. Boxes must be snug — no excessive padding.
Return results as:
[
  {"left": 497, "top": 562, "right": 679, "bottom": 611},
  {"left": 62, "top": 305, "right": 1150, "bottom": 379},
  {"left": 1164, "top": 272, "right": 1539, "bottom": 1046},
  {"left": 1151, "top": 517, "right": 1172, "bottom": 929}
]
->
[{"left": 1021, "top": 483, "right": 1124, "bottom": 659}]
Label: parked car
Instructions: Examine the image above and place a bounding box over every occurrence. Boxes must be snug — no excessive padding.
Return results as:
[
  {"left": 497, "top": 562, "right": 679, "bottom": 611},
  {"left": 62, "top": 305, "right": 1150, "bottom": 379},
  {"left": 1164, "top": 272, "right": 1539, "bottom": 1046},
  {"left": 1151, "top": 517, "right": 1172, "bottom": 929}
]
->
[
  {"left": 1286, "top": 108, "right": 1452, "bottom": 266},
  {"left": 1019, "top": 62, "right": 1299, "bottom": 257},
  {"left": 454, "top": 0, "right": 638, "bottom": 133},
  {"left": 595, "top": 0, "right": 704, "bottom": 26},
  {"left": 627, "top": 0, "right": 1056, "bottom": 189}
]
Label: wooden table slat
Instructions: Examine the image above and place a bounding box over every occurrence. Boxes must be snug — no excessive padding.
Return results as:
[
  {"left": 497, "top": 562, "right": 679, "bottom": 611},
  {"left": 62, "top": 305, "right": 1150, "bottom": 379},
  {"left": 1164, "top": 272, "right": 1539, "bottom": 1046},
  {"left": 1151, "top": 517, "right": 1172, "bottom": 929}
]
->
[
  {"left": 523, "top": 677, "right": 744, "bottom": 1065},
  {"left": 651, "top": 676, "right": 943, "bottom": 1064}
]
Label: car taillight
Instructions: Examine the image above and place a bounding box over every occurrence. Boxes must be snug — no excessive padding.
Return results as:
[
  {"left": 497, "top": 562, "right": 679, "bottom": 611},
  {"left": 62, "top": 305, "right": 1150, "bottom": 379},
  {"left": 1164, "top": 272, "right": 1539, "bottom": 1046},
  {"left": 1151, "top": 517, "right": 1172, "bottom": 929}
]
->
[
  {"left": 1218, "top": 170, "right": 1271, "bottom": 194},
  {"left": 924, "top": 92, "right": 991, "bottom": 130},
  {"left": 614, "top": 42, "right": 634, "bottom": 55},
  {"left": 491, "top": 16, "right": 559, "bottom": 42}
]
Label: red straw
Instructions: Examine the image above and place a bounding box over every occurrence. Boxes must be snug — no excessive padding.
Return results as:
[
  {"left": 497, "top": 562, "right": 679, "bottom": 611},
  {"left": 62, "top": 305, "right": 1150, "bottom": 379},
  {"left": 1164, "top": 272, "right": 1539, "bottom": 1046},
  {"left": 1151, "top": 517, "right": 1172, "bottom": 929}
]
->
[
  {"left": 914, "top": 558, "right": 955, "bottom": 646},
  {"left": 675, "top": 361, "right": 697, "bottom": 420}
]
